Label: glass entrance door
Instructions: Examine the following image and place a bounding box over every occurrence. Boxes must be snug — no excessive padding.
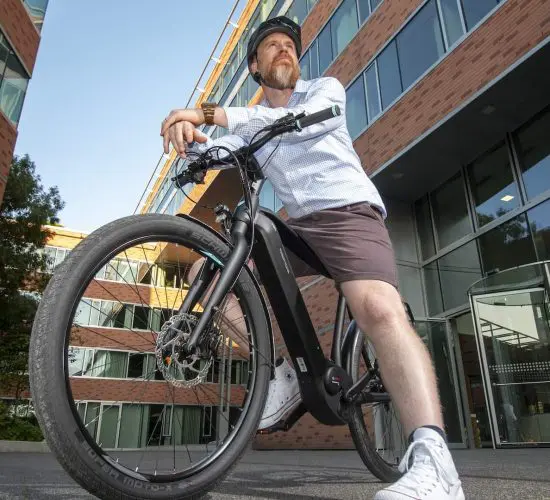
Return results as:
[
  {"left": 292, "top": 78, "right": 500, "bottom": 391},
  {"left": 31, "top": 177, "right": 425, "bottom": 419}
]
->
[
  {"left": 415, "top": 320, "right": 467, "bottom": 446},
  {"left": 471, "top": 287, "right": 550, "bottom": 446}
]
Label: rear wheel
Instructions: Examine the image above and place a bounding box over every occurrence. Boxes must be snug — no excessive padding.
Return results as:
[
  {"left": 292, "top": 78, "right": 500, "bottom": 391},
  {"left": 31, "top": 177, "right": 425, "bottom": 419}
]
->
[
  {"left": 346, "top": 322, "right": 406, "bottom": 482},
  {"left": 29, "top": 214, "right": 272, "bottom": 499}
]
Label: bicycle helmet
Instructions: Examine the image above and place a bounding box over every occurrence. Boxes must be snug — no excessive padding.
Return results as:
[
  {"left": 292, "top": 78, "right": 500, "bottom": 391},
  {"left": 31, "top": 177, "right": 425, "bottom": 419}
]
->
[{"left": 247, "top": 16, "right": 302, "bottom": 83}]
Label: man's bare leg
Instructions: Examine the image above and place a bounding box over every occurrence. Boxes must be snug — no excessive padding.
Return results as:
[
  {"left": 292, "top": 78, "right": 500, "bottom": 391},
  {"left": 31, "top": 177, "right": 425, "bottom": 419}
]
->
[{"left": 340, "top": 279, "right": 443, "bottom": 435}]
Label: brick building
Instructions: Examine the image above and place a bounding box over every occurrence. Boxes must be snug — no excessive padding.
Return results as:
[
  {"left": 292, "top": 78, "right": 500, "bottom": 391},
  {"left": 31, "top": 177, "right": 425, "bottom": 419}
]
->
[
  {"left": 138, "top": 0, "right": 550, "bottom": 450},
  {"left": 0, "top": 0, "right": 48, "bottom": 204}
]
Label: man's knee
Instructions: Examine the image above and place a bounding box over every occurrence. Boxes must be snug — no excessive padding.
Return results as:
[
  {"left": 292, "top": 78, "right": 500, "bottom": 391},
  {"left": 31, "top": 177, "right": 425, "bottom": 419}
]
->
[{"left": 341, "top": 280, "right": 407, "bottom": 331}]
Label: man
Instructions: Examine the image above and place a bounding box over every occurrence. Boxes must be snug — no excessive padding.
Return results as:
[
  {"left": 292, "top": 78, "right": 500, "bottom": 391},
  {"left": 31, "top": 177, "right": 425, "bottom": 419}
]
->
[{"left": 160, "top": 16, "right": 464, "bottom": 500}]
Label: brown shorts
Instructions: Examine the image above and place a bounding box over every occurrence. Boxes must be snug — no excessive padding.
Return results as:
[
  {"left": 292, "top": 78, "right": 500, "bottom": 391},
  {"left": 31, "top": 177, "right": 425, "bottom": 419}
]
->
[{"left": 285, "top": 202, "right": 398, "bottom": 288}]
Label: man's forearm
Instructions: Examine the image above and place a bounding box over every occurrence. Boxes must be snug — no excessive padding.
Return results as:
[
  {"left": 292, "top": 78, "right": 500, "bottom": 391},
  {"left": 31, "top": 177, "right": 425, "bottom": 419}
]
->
[{"left": 213, "top": 107, "right": 228, "bottom": 128}]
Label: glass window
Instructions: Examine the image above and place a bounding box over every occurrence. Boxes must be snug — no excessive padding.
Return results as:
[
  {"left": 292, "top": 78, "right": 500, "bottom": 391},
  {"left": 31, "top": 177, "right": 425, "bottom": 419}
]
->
[
  {"left": 365, "top": 63, "right": 381, "bottom": 121},
  {"left": 358, "top": 0, "right": 371, "bottom": 23},
  {"left": 133, "top": 306, "right": 149, "bottom": 330},
  {"left": 44, "top": 246, "right": 57, "bottom": 271},
  {"left": 431, "top": 172, "right": 471, "bottom": 248},
  {"left": 424, "top": 262, "right": 443, "bottom": 316},
  {"left": 468, "top": 143, "right": 519, "bottom": 227},
  {"left": 89, "top": 300, "right": 101, "bottom": 326},
  {"left": 415, "top": 195, "right": 436, "bottom": 259},
  {"left": 527, "top": 200, "right": 550, "bottom": 261},
  {"left": 99, "top": 301, "right": 114, "bottom": 328},
  {"left": 478, "top": 214, "right": 536, "bottom": 275},
  {"left": 74, "top": 299, "right": 92, "bottom": 326},
  {"left": 317, "top": 23, "right": 333, "bottom": 75},
  {"left": 287, "top": 0, "right": 308, "bottom": 24},
  {"left": 300, "top": 50, "right": 311, "bottom": 81},
  {"left": 439, "top": 241, "right": 481, "bottom": 311},
  {"left": 92, "top": 351, "right": 128, "bottom": 378},
  {"left": 370, "top": 0, "right": 382, "bottom": 10},
  {"left": 439, "top": 0, "right": 465, "bottom": 47},
  {"left": 396, "top": 0, "right": 445, "bottom": 90},
  {"left": 0, "top": 35, "right": 10, "bottom": 79},
  {"left": 346, "top": 75, "right": 367, "bottom": 139},
  {"left": 330, "top": 0, "right": 359, "bottom": 57},
  {"left": 0, "top": 49, "right": 29, "bottom": 125},
  {"left": 112, "top": 303, "right": 129, "bottom": 329},
  {"left": 23, "top": 0, "right": 49, "bottom": 32},
  {"left": 397, "top": 264, "right": 426, "bottom": 318},
  {"left": 515, "top": 109, "right": 550, "bottom": 200},
  {"left": 68, "top": 348, "right": 89, "bottom": 376},
  {"left": 127, "top": 353, "right": 146, "bottom": 378},
  {"left": 461, "top": 0, "right": 499, "bottom": 30},
  {"left": 377, "top": 41, "right": 403, "bottom": 109},
  {"left": 309, "top": 40, "right": 320, "bottom": 79},
  {"left": 104, "top": 259, "right": 119, "bottom": 281}
]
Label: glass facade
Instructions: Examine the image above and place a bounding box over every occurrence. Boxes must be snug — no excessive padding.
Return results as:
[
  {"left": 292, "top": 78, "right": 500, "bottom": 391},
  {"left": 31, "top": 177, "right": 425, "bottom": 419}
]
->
[
  {"left": 468, "top": 143, "right": 519, "bottom": 227},
  {"left": 22, "top": 0, "right": 49, "bottom": 32},
  {"left": 0, "top": 33, "right": 30, "bottom": 126},
  {"left": 417, "top": 106, "right": 550, "bottom": 316},
  {"left": 344, "top": 0, "right": 509, "bottom": 139},
  {"left": 515, "top": 109, "right": 550, "bottom": 201}
]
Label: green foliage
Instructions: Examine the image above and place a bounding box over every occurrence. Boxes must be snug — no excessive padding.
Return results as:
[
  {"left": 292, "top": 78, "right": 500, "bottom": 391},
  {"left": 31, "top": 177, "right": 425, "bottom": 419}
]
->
[
  {"left": 0, "top": 402, "right": 43, "bottom": 441},
  {"left": 0, "top": 155, "right": 64, "bottom": 402}
]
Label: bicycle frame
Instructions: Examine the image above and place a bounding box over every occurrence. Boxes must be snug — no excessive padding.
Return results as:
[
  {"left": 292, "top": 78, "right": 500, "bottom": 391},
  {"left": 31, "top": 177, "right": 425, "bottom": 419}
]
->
[{"left": 180, "top": 186, "right": 358, "bottom": 425}]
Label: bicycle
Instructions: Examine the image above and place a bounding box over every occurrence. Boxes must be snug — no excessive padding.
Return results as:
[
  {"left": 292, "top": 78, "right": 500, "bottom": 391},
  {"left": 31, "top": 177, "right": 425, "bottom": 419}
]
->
[{"left": 29, "top": 106, "right": 411, "bottom": 499}]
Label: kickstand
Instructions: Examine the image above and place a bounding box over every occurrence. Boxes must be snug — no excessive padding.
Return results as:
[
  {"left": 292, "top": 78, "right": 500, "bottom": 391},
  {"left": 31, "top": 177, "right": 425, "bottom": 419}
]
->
[{"left": 257, "top": 403, "right": 307, "bottom": 435}]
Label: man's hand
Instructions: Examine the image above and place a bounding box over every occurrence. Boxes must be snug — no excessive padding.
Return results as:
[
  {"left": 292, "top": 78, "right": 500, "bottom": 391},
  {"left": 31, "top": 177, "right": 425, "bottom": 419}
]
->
[{"left": 161, "top": 109, "right": 207, "bottom": 157}]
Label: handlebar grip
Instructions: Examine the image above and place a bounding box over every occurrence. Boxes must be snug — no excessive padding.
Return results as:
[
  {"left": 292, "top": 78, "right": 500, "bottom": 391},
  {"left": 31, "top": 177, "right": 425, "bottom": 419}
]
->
[{"left": 296, "top": 105, "right": 341, "bottom": 131}]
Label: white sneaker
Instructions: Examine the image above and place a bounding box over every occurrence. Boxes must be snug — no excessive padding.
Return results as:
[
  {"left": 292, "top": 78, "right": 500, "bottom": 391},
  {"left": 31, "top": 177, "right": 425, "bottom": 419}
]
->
[
  {"left": 258, "top": 357, "right": 301, "bottom": 430},
  {"left": 374, "top": 428, "right": 465, "bottom": 500}
]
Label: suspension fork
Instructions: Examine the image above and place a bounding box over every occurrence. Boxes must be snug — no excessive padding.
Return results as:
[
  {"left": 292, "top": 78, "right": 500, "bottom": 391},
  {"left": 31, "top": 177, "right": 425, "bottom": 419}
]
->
[
  {"left": 185, "top": 211, "right": 252, "bottom": 352},
  {"left": 177, "top": 258, "right": 219, "bottom": 315}
]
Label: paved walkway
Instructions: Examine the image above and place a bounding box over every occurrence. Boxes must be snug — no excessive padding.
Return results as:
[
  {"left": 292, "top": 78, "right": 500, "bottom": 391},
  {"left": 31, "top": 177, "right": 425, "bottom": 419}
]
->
[{"left": 0, "top": 448, "right": 548, "bottom": 498}]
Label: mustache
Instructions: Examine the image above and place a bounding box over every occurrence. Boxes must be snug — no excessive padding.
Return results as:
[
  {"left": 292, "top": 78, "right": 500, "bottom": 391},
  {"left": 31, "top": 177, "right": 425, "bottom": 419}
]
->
[{"left": 274, "top": 54, "right": 292, "bottom": 63}]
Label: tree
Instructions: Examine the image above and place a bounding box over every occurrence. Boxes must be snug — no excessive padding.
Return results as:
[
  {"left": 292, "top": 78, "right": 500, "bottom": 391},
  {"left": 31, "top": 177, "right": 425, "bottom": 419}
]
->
[{"left": 0, "top": 155, "right": 64, "bottom": 402}]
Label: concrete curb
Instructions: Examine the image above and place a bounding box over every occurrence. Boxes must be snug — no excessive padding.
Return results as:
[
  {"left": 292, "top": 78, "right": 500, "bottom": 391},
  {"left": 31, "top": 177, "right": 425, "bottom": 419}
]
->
[{"left": 0, "top": 440, "right": 50, "bottom": 452}]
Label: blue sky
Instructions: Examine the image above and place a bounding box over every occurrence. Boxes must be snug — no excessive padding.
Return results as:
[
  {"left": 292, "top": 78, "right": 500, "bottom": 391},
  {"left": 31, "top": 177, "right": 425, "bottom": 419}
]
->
[{"left": 15, "top": 1, "right": 243, "bottom": 232}]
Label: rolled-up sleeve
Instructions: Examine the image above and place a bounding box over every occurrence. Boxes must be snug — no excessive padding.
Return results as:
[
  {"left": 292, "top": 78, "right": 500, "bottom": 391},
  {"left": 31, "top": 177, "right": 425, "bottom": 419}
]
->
[{"left": 223, "top": 77, "right": 346, "bottom": 144}]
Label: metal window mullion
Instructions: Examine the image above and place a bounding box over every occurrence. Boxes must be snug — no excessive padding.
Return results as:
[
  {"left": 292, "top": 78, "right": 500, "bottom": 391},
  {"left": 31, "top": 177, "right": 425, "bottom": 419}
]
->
[
  {"left": 435, "top": 0, "right": 451, "bottom": 51},
  {"left": 463, "top": 159, "right": 480, "bottom": 232},
  {"left": 115, "top": 404, "right": 122, "bottom": 448},
  {"left": 427, "top": 191, "right": 441, "bottom": 253},
  {"left": 456, "top": 0, "right": 468, "bottom": 33},
  {"left": 361, "top": 72, "right": 369, "bottom": 123},
  {"left": 374, "top": 59, "right": 383, "bottom": 116},
  {"left": 507, "top": 132, "right": 528, "bottom": 206}
]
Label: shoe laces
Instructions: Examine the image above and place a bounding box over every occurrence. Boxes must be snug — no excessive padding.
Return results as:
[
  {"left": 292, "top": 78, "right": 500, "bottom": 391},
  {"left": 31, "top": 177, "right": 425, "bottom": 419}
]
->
[{"left": 396, "top": 438, "right": 454, "bottom": 497}]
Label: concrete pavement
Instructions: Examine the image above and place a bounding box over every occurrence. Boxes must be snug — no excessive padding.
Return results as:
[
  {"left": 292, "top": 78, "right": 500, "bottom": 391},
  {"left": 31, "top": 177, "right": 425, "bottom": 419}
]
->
[{"left": 0, "top": 448, "right": 548, "bottom": 499}]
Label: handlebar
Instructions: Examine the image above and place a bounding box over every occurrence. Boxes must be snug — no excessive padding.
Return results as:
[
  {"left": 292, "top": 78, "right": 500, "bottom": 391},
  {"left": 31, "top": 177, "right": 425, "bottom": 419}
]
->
[{"left": 172, "top": 105, "right": 341, "bottom": 186}]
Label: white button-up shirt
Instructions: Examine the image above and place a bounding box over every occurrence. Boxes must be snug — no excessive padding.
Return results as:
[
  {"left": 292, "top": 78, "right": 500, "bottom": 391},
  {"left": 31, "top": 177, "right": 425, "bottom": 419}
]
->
[{"left": 194, "top": 77, "right": 385, "bottom": 219}]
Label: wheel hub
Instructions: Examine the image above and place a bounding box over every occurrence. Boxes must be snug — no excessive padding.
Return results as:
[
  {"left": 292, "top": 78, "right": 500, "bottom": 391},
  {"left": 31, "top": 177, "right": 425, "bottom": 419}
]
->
[{"left": 155, "top": 313, "right": 218, "bottom": 387}]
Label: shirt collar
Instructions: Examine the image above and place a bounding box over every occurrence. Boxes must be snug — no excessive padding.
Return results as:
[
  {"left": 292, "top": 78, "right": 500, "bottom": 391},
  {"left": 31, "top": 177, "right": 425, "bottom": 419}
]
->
[{"left": 260, "top": 79, "right": 310, "bottom": 107}]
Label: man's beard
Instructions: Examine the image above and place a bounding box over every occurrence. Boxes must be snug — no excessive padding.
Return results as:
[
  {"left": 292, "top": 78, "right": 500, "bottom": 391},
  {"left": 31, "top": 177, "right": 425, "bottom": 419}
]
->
[{"left": 262, "top": 58, "right": 300, "bottom": 90}]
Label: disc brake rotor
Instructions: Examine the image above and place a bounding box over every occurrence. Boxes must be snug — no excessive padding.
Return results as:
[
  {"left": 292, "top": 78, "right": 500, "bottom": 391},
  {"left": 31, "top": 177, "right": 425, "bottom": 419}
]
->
[{"left": 155, "top": 313, "right": 213, "bottom": 388}]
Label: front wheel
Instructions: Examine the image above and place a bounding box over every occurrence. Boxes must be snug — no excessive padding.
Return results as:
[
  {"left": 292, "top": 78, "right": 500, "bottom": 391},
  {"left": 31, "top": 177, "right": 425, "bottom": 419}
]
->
[
  {"left": 346, "top": 322, "right": 406, "bottom": 482},
  {"left": 29, "top": 214, "right": 272, "bottom": 499}
]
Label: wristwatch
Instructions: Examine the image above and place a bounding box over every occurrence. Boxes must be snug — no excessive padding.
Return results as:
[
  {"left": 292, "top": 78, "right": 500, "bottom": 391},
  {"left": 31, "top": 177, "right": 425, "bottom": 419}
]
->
[{"left": 201, "top": 102, "right": 217, "bottom": 126}]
